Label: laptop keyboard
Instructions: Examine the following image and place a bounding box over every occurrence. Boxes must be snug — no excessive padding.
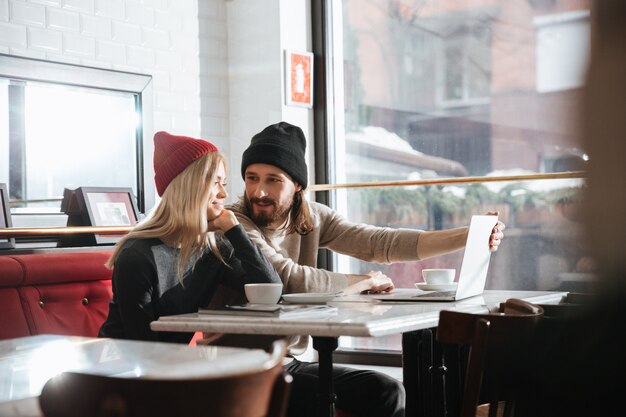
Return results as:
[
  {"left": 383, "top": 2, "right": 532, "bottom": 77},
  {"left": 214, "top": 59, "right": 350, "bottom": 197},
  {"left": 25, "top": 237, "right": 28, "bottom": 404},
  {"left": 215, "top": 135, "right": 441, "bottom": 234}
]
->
[{"left": 413, "top": 291, "right": 456, "bottom": 298}]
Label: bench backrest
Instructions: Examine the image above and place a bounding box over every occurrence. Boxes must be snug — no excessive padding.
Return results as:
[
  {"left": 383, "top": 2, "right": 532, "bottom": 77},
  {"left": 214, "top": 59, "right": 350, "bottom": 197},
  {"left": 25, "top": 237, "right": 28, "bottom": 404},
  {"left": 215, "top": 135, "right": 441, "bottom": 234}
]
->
[{"left": 0, "top": 251, "right": 113, "bottom": 340}]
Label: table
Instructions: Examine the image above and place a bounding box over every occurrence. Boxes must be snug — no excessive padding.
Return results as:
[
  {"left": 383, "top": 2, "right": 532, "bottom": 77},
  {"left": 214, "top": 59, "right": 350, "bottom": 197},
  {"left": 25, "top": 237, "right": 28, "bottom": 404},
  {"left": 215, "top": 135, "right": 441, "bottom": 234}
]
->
[
  {"left": 557, "top": 272, "right": 595, "bottom": 292},
  {"left": 0, "top": 334, "right": 275, "bottom": 417},
  {"left": 151, "top": 290, "right": 568, "bottom": 417}
]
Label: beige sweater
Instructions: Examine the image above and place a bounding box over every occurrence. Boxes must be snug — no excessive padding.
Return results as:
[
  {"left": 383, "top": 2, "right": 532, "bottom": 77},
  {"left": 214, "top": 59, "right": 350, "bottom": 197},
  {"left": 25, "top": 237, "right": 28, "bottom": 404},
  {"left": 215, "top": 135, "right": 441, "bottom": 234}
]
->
[
  {"left": 230, "top": 200, "right": 423, "bottom": 355},
  {"left": 231, "top": 201, "right": 422, "bottom": 293}
]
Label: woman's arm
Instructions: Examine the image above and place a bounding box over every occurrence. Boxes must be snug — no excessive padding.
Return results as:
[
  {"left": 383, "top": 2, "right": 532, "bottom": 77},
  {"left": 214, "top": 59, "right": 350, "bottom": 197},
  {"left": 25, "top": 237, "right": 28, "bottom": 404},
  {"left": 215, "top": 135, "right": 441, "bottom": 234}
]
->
[
  {"left": 220, "top": 225, "right": 281, "bottom": 289},
  {"left": 208, "top": 209, "right": 281, "bottom": 288}
]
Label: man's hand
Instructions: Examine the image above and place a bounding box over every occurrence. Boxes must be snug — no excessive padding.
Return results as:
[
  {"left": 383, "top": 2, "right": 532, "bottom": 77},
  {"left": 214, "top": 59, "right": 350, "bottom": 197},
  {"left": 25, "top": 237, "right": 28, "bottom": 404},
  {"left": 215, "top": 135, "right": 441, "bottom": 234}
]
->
[
  {"left": 207, "top": 209, "right": 239, "bottom": 232},
  {"left": 345, "top": 270, "right": 395, "bottom": 295},
  {"left": 486, "top": 211, "right": 505, "bottom": 252}
]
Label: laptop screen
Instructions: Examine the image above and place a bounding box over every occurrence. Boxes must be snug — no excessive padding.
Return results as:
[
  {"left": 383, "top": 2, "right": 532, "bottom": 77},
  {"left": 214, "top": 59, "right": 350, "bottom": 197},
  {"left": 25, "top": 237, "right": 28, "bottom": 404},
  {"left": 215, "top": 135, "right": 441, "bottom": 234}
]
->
[{"left": 454, "top": 215, "right": 498, "bottom": 300}]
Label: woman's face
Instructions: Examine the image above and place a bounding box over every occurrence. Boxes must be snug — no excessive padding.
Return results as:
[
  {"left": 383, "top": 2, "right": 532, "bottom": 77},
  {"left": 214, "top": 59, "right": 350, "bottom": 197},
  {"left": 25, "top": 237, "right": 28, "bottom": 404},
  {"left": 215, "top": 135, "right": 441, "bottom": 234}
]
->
[{"left": 206, "top": 161, "right": 228, "bottom": 220}]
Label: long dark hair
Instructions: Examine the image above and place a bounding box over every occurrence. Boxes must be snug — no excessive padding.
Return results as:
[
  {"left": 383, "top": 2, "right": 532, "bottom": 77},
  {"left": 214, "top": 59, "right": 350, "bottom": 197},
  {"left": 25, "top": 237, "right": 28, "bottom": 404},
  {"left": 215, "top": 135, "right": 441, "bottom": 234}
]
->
[{"left": 288, "top": 189, "right": 314, "bottom": 235}]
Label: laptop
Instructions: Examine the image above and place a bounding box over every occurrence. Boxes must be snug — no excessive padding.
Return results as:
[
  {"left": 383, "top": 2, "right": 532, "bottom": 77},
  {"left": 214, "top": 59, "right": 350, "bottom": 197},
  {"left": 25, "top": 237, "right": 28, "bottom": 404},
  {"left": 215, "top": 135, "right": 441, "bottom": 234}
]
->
[{"left": 371, "top": 214, "right": 498, "bottom": 302}]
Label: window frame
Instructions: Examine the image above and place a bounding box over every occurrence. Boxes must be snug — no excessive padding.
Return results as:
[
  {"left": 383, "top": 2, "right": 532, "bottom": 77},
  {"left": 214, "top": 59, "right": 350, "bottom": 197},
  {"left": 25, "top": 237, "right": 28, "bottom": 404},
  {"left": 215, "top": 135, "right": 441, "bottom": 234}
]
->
[
  {"left": 0, "top": 183, "right": 15, "bottom": 249},
  {"left": 0, "top": 54, "right": 154, "bottom": 216},
  {"left": 312, "top": 0, "right": 588, "bottom": 361}
]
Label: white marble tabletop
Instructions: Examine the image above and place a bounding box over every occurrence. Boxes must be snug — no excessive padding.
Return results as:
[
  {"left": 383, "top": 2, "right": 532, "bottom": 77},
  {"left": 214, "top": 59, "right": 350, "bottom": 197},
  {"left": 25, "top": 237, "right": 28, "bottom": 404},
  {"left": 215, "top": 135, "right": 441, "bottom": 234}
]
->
[
  {"left": 151, "top": 290, "right": 568, "bottom": 338},
  {"left": 0, "top": 334, "right": 273, "bottom": 417}
]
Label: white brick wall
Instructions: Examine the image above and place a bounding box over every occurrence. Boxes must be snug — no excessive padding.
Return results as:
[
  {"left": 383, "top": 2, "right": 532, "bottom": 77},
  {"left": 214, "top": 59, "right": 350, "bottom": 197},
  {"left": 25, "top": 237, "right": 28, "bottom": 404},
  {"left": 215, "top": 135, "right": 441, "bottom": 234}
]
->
[
  {"left": 11, "top": 1, "right": 45, "bottom": 27},
  {"left": 197, "top": 0, "right": 229, "bottom": 151},
  {"left": 225, "top": 0, "right": 312, "bottom": 200},
  {"left": 47, "top": 8, "right": 80, "bottom": 32},
  {"left": 0, "top": 0, "right": 230, "bottom": 199},
  {"left": 0, "top": 0, "right": 313, "bottom": 204}
]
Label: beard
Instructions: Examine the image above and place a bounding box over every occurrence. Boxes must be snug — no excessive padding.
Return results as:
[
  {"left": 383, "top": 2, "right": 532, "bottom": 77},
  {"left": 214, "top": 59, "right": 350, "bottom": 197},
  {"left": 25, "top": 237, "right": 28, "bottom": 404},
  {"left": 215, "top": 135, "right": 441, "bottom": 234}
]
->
[{"left": 244, "top": 193, "right": 291, "bottom": 228}]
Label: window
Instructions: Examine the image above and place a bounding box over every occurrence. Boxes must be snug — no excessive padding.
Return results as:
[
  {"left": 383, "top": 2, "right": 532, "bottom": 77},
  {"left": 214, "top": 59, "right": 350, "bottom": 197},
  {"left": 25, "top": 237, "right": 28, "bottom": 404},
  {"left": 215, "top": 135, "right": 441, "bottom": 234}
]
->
[
  {"left": 437, "top": 19, "right": 492, "bottom": 105},
  {"left": 316, "top": 0, "right": 591, "bottom": 354},
  {"left": 0, "top": 54, "right": 153, "bottom": 229},
  {"left": 535, "top": 10, "right": 591, "bottom": 93}
]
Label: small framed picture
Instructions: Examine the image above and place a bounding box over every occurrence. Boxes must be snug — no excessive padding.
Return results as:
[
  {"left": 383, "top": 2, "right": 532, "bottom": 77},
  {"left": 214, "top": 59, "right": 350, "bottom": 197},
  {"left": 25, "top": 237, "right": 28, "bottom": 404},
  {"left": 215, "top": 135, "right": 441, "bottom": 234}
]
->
[
  {"left": 285, "top": 50, "right": 314, "bottom": 108},
  {"left": 62, "top": 186, "right": 139, "bottom": 245},
  {"left": 0, "top": 183, "right": 15, "bottom": 249}
]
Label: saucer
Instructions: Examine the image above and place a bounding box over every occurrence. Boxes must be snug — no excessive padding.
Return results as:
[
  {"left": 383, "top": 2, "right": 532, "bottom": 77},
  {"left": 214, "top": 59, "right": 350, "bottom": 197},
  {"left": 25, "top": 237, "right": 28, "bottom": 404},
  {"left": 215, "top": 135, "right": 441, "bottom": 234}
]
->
[
  {"left": 282, "top": 293, "right": 337, "bottom": 304},
  {"left": 415, "top": 283, "right": 458, "bottom": 291}
]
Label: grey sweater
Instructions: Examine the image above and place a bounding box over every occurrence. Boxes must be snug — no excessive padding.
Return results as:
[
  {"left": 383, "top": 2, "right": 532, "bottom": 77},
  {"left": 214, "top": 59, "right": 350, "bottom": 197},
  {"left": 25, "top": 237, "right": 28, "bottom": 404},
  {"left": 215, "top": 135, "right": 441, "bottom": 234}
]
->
[{"left": 99, "top": 225, "right": 281, "bottom": 344}]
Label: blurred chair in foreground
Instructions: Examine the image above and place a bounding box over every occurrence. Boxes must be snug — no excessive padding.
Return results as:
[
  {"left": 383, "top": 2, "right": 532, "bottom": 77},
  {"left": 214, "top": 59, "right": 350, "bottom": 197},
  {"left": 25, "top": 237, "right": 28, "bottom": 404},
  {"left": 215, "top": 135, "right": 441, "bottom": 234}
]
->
[
  {"left": 39, "top": 340, "right": 291, "bottom": 417},
  {"left": 437, "top": 298, "right": 544, "bottom": 417},
  {"left": 514, "top": 1, "right": 626, "bottom": 415}
]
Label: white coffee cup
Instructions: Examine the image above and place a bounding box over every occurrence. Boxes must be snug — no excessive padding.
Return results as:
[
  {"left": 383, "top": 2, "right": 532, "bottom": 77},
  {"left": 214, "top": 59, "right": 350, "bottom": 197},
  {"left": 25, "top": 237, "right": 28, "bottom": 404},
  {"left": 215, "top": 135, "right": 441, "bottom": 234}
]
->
[
  {"left": 421, "top": 269, "right": 456, "bottom": 285},
  {"left": 244, "top": 283, "right": 283, "bottom": 304}
]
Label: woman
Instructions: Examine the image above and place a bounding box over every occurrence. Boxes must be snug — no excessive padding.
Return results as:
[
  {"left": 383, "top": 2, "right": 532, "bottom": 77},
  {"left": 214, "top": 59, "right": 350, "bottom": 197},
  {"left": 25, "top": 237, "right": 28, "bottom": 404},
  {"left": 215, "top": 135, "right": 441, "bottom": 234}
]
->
[{"left": 99, "top": 131, "right": 281, "bottom": 343}]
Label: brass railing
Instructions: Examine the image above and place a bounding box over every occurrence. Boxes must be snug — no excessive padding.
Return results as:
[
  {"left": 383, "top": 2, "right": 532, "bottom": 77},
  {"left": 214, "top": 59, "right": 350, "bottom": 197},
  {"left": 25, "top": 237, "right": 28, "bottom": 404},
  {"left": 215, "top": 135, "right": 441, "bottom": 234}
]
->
[
  {"left": 306, "top": 171, "right": 585, "bottom": 192},
  {"left": 1, "top": 171, "right": 585, "bottom": 238}
]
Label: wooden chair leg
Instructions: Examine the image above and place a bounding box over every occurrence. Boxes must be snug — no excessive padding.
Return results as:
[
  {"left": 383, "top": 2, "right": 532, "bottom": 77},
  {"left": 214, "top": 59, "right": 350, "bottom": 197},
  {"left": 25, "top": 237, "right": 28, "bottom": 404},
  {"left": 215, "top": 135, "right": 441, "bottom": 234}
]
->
[{"left": 267, "top": 371, "right": 293, "bottom": 417}]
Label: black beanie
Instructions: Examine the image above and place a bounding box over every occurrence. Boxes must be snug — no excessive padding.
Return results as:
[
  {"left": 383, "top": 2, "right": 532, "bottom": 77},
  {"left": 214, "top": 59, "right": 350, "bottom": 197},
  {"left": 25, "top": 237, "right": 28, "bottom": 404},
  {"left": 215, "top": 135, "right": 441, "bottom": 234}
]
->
[{"left": 241, "top": 122, "right": 308, "bottom": 188}]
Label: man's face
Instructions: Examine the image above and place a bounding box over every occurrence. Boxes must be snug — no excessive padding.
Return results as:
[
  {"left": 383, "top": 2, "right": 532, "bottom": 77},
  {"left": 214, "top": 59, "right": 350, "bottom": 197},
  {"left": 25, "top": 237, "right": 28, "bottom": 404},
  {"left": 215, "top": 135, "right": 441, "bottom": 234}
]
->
[{"left": 244, "top": 163, "right": 301, "bottom": 228}]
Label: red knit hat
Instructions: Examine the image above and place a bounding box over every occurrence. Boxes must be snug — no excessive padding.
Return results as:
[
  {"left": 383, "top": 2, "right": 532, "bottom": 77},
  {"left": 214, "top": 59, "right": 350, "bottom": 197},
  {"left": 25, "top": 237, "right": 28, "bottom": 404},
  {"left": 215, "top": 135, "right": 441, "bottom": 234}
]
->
[{"left": 153, "top": 131, "right": 218, "bottom": 196}]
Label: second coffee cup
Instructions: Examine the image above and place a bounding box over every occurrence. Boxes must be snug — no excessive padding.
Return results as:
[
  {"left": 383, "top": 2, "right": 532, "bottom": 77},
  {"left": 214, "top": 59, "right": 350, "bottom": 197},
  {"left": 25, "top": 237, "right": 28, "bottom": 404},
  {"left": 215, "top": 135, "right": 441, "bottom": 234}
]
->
[{"left": 421, "top": 269, "right": 456, "bottom": 285}]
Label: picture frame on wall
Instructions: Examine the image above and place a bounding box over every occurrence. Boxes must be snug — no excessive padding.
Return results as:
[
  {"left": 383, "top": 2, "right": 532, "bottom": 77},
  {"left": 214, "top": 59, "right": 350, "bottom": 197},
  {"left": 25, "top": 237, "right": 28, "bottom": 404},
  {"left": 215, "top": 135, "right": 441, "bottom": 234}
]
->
[
  {"left": 0, "top": 183, "right": 15, "bottom": 250},
  {"left": 285, "top": 50, "right": 314, "bottom": 108},
  {"left": 61, "top": 186, "right": 139, "bottom": 246}
]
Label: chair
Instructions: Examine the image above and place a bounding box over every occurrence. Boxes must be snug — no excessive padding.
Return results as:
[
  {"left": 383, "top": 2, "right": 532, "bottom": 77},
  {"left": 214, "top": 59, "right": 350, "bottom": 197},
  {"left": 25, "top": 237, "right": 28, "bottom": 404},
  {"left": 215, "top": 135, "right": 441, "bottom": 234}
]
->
[
  {"left": 532, "top": 292, "right": 592, "bottom": 319},
  {"left": 39, "top": 340, "right": 292, "bottom": 417},
  {"left": 436, "top": 298, "right": 544, "bottom": 417},
  {"left": 513, "top": 291, "right": 615, "bottom": 417}
]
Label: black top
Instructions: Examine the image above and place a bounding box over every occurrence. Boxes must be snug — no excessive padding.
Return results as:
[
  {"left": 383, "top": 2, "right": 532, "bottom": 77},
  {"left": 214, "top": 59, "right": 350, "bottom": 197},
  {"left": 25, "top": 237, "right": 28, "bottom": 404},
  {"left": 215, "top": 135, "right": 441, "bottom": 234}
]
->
[{"left": 98, "top": 225, "right": 280, "bottom": 343}]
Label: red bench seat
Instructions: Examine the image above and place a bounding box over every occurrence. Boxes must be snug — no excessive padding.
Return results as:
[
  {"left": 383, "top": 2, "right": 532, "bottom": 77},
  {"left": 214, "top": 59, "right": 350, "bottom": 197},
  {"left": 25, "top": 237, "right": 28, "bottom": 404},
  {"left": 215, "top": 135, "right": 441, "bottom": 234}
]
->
[{"left": 0, "top": 251, "right": 113, "bottom": 340}]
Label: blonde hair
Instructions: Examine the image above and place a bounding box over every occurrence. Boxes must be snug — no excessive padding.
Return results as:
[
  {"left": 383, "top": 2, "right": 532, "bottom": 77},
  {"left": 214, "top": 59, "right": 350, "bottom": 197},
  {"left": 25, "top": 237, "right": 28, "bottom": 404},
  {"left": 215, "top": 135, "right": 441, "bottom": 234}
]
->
[{"left": 106, "top": 151, "right": 227, "bottom": 282}]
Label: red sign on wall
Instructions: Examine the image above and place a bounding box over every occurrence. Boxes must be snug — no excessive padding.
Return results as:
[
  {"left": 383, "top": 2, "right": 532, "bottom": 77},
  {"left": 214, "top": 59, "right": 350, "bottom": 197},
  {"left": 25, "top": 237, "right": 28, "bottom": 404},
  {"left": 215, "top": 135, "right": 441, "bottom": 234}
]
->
[{"left": 285, "top": 50, "right": 313, "bottom": 108}]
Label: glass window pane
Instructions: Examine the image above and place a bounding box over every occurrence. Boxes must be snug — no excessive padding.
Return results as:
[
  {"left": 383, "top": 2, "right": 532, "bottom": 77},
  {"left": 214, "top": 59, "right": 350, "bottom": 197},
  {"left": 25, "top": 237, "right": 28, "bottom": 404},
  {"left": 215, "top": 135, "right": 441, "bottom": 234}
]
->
[
  {"left": 336, "top": 178, "right": 586, "bottom": 290},
  {"left": 338, "top": 0, "right": 590, "bottom": 182},
  {"left": 0, "top": 80, "right": 8, "bottom": 184},
  {"left": 335, "top": 178, "right": 586, "bottom": 353},
  {"left": 535, "top": 11, "right": 591, "bottom": 93},
  {"left": 444, "top": 44, "right": 464, "bottom": 101},
  {"left": 332, "top": 0, "right": 591, "bottom": 353},
  {"left": 18, "top": 83, "right": 137, "bottom": 211}
]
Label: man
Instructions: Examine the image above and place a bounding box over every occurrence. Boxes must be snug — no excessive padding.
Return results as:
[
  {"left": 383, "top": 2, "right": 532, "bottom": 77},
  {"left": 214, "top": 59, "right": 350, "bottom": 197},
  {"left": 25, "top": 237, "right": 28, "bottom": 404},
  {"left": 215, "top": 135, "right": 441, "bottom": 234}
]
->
[{"left": 229, "top": 121, "right": 505, "bottom": 417}]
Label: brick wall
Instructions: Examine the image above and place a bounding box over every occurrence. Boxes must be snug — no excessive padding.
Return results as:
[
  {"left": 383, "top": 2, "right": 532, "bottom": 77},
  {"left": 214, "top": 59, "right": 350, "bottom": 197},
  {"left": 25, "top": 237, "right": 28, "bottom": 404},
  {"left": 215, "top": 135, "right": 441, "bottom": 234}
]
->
[
  {"left": 0, "top": 0, "right": 229, "bottom": 166},
  {"left": 0, "top": 0, "right": 314, "bottom": 204}
]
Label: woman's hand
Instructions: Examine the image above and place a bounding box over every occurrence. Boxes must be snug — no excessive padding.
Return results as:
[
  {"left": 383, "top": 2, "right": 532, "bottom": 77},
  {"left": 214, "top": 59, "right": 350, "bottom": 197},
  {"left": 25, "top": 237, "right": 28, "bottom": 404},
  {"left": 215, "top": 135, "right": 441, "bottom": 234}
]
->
[{"left": 207, "top": 209, "right": 239, "bottom": 232}]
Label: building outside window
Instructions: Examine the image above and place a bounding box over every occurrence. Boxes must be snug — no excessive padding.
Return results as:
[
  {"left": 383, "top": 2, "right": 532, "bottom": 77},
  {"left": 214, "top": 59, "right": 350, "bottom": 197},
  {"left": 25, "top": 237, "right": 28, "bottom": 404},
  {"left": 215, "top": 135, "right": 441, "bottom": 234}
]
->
[{"left": 318, "top": 0, "right": 591, "bottom": 353}]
